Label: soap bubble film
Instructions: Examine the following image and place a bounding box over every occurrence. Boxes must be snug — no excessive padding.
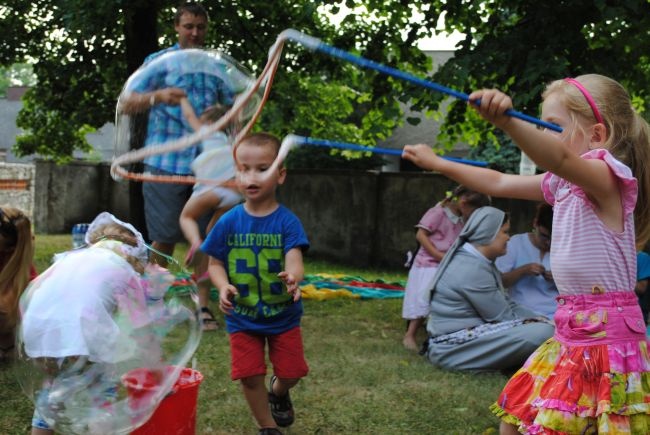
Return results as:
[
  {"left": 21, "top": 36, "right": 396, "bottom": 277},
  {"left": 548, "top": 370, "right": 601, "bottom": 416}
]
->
[
  {"left": 15, "top": 245, "right": 201, "bottom": 434},
  {"left": 113, "top": 49, "right": 263, "bottom": 186}
]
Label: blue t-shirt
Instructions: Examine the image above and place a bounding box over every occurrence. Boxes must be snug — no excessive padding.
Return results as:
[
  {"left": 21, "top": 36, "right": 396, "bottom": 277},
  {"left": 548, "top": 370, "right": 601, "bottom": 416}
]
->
[{"left": 201, "top": 204, "right": 309, "bottom": 334}]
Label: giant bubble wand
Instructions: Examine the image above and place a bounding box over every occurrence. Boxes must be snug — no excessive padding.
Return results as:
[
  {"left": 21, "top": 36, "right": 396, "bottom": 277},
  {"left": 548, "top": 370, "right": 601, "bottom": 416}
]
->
[
  {"left": 111, "top": 29, "right": 558, "bottom": 186},
  {"left": 277, "top": 29, "right": 562, "bottom": 133}
]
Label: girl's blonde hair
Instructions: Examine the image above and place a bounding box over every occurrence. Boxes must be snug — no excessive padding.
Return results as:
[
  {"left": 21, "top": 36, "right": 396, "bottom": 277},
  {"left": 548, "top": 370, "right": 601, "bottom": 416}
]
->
[
  {"left": 543, "top": 74, "right": 650, "bottom": 249},
  {"left": 0, "top": 206, "right": 34, "bottom": 330},
  {"left": 87, "top": 222, "right": 145, "bottom": 274}
]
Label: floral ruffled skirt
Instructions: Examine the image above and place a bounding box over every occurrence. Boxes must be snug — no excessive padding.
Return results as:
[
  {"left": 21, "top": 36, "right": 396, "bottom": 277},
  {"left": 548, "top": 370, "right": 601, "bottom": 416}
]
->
[{"left": 491, "top": 291, "right": 650, "bottom": 434}]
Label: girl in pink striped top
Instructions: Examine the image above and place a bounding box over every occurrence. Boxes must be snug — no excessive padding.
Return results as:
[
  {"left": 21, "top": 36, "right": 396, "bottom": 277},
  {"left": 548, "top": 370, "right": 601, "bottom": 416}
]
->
[{"left": 403, "top": 74, "right": 650, "bottom": 434}]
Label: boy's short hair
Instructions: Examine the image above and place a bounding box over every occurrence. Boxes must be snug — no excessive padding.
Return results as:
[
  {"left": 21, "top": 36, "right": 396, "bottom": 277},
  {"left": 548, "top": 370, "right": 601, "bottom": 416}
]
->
[
  {"left": 175, "top": 2, "right": 209, "bottom": 24},
  {"left": 239, "top": 132, "right": 281, "bottom": 157}
]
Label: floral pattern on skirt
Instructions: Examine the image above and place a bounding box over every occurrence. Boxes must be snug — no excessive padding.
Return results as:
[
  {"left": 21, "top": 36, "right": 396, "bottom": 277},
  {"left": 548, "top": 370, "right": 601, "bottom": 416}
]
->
[{"left": 491, "top": 334, "right": 650, "bottom": 433}]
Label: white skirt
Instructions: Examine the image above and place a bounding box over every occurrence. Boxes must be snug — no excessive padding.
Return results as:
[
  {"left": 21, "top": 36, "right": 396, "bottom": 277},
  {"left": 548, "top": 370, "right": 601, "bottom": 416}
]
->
[{"left": 401, "top": 265, "right": 438, "bottom": 320}]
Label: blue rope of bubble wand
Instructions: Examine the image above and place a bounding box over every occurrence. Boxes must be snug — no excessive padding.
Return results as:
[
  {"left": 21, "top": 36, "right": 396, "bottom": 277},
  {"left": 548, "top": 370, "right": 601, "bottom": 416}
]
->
[
  {"left": 280, "top": 30, "right": 562, "bottom": 133},
  {"left": 295, "top": 136, "right": 488, "bottom": 167}
]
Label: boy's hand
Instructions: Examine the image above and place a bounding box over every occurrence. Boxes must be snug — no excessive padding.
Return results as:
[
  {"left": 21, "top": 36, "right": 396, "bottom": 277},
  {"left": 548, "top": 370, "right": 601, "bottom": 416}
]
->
[
  {"left": 278, "top": 271, "right": 301, "bottom": 302},
  {"left": 468, "top": 89, "right": 513, "bottom": 130},
  {"left": 218, "top": 284, "right": 238, "bottom": 314},
  {"left": 402, "top": 144, "right": 443, "bottom": 171}
]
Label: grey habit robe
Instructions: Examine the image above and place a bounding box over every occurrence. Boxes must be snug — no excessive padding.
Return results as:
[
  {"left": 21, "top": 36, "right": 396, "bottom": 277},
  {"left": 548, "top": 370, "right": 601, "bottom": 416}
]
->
[{"left": 425, "top": 207, "right": 554, "bottom": 372}]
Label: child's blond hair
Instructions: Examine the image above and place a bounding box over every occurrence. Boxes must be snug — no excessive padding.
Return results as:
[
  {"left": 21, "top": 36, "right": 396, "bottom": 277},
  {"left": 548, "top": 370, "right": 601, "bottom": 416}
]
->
[
  {"left": 543, "top": 74, "right": 650, "bottom": 249},
  {"left": 87, "top": 222, "right": 145, "bottom": 274}
]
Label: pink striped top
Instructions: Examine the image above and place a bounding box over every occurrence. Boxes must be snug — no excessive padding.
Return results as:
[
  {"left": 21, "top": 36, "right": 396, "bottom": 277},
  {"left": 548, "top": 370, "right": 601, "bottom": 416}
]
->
[{"left": 541, "top": 149, "right": 638, "bottom": 295}]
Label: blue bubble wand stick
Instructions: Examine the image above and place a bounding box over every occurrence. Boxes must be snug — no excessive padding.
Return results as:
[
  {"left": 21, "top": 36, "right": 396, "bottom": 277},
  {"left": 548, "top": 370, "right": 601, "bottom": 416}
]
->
[
  {"left": 277, "top": 29, "right": 562, "bottom": 133},
  {"left": 281, "top": 135, "right": 488, "bottom": 167},
  {"left": 262, "top": 135, "right": 488, "bottom": 179}
]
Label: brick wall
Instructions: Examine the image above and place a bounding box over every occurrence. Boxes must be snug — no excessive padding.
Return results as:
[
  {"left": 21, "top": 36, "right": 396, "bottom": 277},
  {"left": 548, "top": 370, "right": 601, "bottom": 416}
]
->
[{"left": 0, "top": 162, "right": 35, "bottom": 218}]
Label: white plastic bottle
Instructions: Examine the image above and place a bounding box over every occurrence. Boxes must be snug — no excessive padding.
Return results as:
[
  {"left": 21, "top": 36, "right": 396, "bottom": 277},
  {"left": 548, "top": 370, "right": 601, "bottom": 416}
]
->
[{"left": 519, "top": 151, "right": 537, "bottom": 175}]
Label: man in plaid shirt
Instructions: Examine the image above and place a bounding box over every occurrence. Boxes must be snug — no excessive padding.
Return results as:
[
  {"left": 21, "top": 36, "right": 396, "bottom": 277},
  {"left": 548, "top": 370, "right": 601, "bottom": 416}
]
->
[{"left": 121, "top": 2, "right": 233, "bottom": 265}]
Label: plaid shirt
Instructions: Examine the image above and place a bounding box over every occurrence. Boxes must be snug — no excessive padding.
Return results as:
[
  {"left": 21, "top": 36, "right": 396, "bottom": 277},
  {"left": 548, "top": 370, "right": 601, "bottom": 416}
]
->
[{"left": 131, "top": 44, "right": 234, "bottom": 174}]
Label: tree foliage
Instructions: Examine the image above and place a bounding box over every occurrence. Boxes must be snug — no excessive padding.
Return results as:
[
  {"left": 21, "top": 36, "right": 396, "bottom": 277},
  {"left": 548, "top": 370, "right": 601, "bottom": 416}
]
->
[
  {"left": 4, "top": 1, "right": 649, "bottom": 168},
  {"left": 0, "top": 0, "right": 435, "bottom": 164},
  {"left": 419, "top": 0, "right": 650, "bottom": 164}
]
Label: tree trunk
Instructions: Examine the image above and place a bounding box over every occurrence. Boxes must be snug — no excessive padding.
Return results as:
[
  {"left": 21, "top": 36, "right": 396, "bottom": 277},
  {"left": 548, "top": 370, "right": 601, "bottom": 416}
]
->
[{"left": 123, "top": 1, "right": 160, "bottom": 240}]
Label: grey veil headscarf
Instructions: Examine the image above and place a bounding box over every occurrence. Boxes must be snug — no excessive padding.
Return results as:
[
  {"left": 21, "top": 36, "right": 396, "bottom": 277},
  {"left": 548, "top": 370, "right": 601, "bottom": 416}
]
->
[{"left": 427, "top": 206, "right": 506, "bottom": 301}]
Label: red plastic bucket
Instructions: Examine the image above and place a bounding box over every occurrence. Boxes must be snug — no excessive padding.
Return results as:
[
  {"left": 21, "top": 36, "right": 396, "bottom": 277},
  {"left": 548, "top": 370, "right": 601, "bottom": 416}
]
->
[{"left": 123, "top": 367, "right": 204, "bottom": 435}]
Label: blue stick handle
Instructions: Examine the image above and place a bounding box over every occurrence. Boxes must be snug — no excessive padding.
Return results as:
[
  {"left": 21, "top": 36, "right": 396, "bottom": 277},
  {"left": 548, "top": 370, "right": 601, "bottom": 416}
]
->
[
  {"left": 295, "top": 136, "right": 488, "bottom": 167},
  {"left": 281, "top": 30, "right": 562, "bottom": 133}
]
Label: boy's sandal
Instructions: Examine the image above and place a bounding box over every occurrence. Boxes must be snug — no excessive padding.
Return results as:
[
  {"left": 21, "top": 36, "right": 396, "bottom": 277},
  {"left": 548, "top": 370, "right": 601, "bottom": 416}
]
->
[{"left": 200, "top": 307, "right": 219, "bottom": 331}]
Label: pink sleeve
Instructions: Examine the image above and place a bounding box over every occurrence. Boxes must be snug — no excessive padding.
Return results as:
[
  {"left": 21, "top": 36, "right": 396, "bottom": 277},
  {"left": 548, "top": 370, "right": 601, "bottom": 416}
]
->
[
  {"left": 540, "top": 150, "right": 637, "bottom": 216},
  {"left": 416, "top": 205, "right": 444, "bottom": 232},
  {"left": 586, "top": 149, "right": 637, "bottom": 217},
  {"left": 541, "top": 171, "right": 557, "bottom": 206}
]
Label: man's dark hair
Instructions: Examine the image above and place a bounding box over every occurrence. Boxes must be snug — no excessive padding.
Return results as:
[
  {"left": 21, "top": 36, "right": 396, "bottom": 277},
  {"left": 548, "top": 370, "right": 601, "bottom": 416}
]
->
[
  {"left": 174, "top": 2, "right": 209, "bottom": 24},
  {"left": 535, "top": 202, "right": 553, "bottom": 231}
]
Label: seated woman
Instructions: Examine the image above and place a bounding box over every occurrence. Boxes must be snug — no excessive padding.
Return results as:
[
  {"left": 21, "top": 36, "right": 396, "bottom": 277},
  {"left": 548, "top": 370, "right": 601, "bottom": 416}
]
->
[{"left": 425, "top": 206, "right": 554, "bottom": 372}]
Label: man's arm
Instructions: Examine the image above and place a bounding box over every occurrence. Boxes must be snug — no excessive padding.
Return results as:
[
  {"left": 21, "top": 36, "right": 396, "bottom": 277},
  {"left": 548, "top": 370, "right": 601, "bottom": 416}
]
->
[{"left": 118, "top": 88, "right": 188, "bottom": 114}]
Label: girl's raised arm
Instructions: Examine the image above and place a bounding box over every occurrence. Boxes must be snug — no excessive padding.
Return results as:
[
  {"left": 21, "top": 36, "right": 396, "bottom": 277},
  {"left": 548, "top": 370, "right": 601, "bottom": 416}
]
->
[{"left": 402, "top": 144, "right": 544, "bottom": 201}]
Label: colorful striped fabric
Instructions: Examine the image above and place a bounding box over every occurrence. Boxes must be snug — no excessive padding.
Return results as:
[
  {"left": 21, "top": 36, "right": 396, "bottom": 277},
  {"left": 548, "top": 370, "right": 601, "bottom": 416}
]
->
[
  {"left": 300, "top": 273, "right": 405, "bottom": 300},
  {"left": 169, "top": 272, "right": 405, "bottom": 301}
]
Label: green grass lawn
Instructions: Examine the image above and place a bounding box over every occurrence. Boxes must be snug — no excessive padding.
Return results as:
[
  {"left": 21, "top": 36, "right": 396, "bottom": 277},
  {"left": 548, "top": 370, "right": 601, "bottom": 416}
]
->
[{"left": 0, "top": 234, "right": 507, "bottom": 434}]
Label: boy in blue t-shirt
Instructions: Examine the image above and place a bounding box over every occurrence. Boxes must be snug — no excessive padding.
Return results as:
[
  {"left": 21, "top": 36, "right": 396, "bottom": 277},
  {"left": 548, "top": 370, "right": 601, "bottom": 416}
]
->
[{"left": 202, "top": 132, "right": 309, "bottom": 435}]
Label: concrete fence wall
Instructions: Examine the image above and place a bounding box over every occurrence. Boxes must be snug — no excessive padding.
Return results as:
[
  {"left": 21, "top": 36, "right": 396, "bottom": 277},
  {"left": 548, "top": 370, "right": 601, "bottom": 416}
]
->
[
  {"left": 30, "top": 161, "right": 538, "bottom": 269},
  {"left": 278, "top": 169, "right": 536, "bottom": 268}
]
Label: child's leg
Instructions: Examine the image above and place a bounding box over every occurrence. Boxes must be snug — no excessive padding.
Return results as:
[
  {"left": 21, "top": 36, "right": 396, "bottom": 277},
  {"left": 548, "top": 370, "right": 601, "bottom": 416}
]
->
[
  {"left": 403, "top": 317, "right": 424, "bottom": 351},
  {"left": 31, "top": 405, "right": 54, "bottom": 435},
  {"left": 149, "top": 241, "right": 175, "bottom": 266},
  {"left": 230, "top": 332, "right": 279, "bottom": 430},
  {"left": 269, "top": 376, "right": 300, "bottom": 396},
  {"left": 195, "top": 253, "right": 218, "bottom": 331},
  {"left": 268, "top": 327, "right": 309, "bottom": 427},
  {"left": 500, "top": 421, "right": 520, "bottom": 435},
  {"left": 240, "top": 375, "right": 277, "bottom": 429}
]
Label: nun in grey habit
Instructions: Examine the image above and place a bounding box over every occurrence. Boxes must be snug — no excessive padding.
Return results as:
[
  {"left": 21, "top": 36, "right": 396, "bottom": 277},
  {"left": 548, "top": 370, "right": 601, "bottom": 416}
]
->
[{"left": 425, "top": 206, "right": 554, "bottom": 372}]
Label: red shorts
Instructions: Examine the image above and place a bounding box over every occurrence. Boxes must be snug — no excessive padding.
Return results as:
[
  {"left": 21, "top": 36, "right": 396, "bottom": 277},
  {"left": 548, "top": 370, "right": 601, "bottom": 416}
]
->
[{"left": 229, "top": 326, "right": 309, "bottom": 381}]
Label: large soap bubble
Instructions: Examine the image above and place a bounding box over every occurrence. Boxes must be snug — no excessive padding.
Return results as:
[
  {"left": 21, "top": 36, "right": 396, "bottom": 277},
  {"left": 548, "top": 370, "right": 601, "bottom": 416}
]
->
[
  {"left": 15, "top": 222, "right": 201, "bottom": 434},
  {"left": 112, "top": 49, "right": 264, "bottom": 187}
]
